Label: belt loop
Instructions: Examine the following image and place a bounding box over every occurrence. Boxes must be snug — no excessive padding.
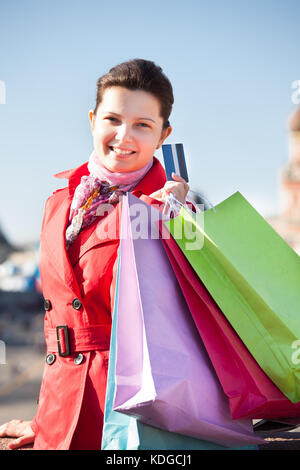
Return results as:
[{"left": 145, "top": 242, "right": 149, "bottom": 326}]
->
[{"left": 56, "top": 325, "right": 71, "bottom": 357}]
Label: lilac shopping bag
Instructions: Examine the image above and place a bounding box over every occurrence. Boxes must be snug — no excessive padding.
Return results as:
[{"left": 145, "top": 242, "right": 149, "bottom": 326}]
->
[{"left": 112, "top": 193, "right": 262, "bottom": 448}]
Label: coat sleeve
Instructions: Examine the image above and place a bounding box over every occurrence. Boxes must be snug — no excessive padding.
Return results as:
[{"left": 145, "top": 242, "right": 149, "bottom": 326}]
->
[
  {"left": 135, "top": 193, "right": 165, "bottom": 211},
  {"left": 30, "top": 414, "right": 38, "bottom": 434}
]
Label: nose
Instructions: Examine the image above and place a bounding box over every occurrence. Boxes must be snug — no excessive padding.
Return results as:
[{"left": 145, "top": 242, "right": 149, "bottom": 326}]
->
[{"left": 115, "top": 123, "right": 133, "bottom": 143}]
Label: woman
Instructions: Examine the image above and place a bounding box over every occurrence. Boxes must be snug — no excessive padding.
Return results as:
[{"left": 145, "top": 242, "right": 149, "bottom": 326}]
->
[{"left": 0, "top": 59, "right": 189, "bottom": 450}]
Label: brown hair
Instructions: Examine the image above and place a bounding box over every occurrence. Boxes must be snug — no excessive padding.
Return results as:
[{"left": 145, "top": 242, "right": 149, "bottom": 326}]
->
[{"left": 93, "top": 59, "right": 174, "bottom": 129}]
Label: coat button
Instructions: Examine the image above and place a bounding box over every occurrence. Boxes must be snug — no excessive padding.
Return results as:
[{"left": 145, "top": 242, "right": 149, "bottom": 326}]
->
[
  {"left": 74, "top": 353, "right": 84, "bottom": 365},
  {"left": 72, "top": 298, "right": 82, "bottom": 310},
  {"left": 46, "top": 353, "right": 56, "bottom": 365},
  {"left": 44, "top": 299, "right": 52, "bottom": 311}
]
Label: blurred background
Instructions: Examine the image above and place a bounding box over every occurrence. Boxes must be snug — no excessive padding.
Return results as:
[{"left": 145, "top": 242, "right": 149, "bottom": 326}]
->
[{"left": 0, "top": 0, "right": 300, "bottom": 425}]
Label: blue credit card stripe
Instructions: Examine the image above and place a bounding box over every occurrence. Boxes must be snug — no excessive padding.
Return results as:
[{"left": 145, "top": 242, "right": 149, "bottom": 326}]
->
[
  {"left": 162, "top": 145, "right": 176, "bottom": 180},
  {"left": 175, "top": 143, "right": 189, "bottom": 182}
]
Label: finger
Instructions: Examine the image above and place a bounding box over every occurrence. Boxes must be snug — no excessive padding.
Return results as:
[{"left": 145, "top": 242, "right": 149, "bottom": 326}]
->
[
  {"left": 164, "top": 181, "right": 186, "bottom": 191},
  {"left": 8, "top": 435, "right": 34, "bottom": 450},
  {"left": 8, "top": 437, "right": 23, "bottom": 450},
  {"left": 150, "top": 189, "right": 163, "bottom": 198},
  {"left": 0, "top": 424, "right": 8, "bottom": 437},
  {"left": 171, "top": 173, "right": 188, "bottom": 184},
  {"left": 149, "top": 190, "right": 164, "bottom": 202},
  {"left": 170, "top": 175, "right": 189, "bottom": 192},
  {"left": 164, "top": 185, "right": 186, "bottom": 198},
  {"left": 163, "top": 186, "right": 175, "bottom": 196}
]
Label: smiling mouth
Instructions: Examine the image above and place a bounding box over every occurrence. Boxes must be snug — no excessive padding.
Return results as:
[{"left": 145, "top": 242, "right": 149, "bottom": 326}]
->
[{"left": 109, "top": 146, "right": 136, "bottom": 156}]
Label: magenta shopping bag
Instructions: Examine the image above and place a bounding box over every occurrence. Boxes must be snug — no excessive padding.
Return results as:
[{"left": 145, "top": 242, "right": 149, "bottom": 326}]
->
[
  {"left": 112, "top": 193, "right": 262, "bottom": 448},
  {"left": 158, "top": 222, "right": 300, "bottom": 420}
]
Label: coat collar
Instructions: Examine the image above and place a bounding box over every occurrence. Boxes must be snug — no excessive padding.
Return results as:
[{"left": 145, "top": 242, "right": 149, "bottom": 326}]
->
[{"left": 54, "top": 161, "right": 89, "bottom": 196}]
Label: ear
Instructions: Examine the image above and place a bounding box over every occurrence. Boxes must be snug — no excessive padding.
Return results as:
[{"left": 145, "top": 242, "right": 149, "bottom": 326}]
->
[
  {"left": 156, "top": 126, "right": 172, "bottom": 149},
  {"left": 89, "top": 109, "right": 95, "bottom": 132}
]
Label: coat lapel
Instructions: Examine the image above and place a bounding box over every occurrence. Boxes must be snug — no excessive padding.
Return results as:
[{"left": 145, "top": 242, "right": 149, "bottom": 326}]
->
[{"left": 67, "top": 201, "right": 121, "bottom": 267}]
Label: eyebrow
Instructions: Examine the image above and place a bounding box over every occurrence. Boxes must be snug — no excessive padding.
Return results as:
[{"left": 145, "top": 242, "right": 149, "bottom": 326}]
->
[{"left": 101, "top": 111, "right": 156, "bottom": 124}]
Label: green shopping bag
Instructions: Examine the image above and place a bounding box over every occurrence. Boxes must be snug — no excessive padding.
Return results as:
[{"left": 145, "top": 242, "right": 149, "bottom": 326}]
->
[{"left": 164, "top": 191, "right": 300, "bottom": 403}]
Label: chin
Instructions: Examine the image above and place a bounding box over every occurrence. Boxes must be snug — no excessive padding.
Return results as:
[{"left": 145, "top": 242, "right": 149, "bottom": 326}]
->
[
  {"left": 104, "top": 160, "right": 134, "bottom": 173},
  {"left": 108, "top": 156, "right": 142, "bottom": 172}
]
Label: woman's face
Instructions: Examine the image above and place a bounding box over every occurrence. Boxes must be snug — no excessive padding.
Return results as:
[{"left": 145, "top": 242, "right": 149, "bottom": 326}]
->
[{"left": 89, "top": 86, "right": 172, "bottom": 172}]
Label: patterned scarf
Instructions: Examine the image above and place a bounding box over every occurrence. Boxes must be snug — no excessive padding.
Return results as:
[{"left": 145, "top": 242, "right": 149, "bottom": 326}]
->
[{"left": 65, "top": 150, "right": 153, "bottom": 248}]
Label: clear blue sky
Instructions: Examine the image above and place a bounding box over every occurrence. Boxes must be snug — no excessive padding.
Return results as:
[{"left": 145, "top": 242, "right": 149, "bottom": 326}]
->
[{"left": 1, "top": 0, "right": 300, "bottom": 245}]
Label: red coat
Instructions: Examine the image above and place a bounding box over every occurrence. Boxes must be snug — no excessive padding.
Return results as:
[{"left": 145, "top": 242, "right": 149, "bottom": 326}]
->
[{"left": 31, "top": 157, "right": 166, "bottom": 450}]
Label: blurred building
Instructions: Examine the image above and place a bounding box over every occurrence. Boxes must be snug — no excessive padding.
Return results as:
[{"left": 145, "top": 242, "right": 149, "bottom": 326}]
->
[
  {"left": 267, "top": 107, "right": 300, "bottom": 255},
  {"left": 0, "top": 248, "right": 38, "bottom": 292}
]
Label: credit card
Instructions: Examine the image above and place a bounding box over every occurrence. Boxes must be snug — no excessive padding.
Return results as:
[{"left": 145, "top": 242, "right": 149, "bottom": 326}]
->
[{"left": 162, "top": 143, "right": 189, "bottom": 182}]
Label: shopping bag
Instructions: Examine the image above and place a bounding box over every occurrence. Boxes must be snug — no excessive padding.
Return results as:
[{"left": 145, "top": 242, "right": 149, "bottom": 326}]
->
[
  {"left": 159, "top": 220, "right": 300, "bottom": 420},
  {"left": 111, "top": 193, "right": 261, "bottom": 448},
  {"left": 164, "top": 191, "right": 300, "bottom": 403},
  {"left": 101, "top": 248, "right": 251, "bottom": 450}
]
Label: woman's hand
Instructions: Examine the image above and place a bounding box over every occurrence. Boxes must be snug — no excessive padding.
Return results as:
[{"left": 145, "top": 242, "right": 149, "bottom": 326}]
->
[
  {"left": 150, "top": 173, "right": 189, "bottom": 205},
  {"left": 0, "top": 419, "right": 35, "bottom": 449}
]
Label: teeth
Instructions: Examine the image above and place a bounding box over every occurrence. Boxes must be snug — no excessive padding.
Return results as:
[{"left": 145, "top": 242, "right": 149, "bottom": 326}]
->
[{"left": 111, "top": 147, "right": 135, "bottom": 154}]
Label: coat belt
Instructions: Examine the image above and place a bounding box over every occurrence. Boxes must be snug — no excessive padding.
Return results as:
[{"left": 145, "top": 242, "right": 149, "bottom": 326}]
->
[{"left": 45, "top": 324, "right": 111, "bottom": 355}]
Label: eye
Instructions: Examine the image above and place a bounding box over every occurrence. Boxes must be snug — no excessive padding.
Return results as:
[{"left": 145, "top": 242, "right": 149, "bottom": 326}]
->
[
  {"left": 137, "top": 122, "right": 150, "bottom": 128},
  {"left": 105, "top": 116, "right": 120, "bottom": 123}
]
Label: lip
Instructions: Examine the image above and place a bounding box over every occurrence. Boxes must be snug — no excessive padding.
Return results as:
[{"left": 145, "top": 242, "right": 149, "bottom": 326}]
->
[{"left": 108, "top": 146, "right": 137, "bottom": 158}]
